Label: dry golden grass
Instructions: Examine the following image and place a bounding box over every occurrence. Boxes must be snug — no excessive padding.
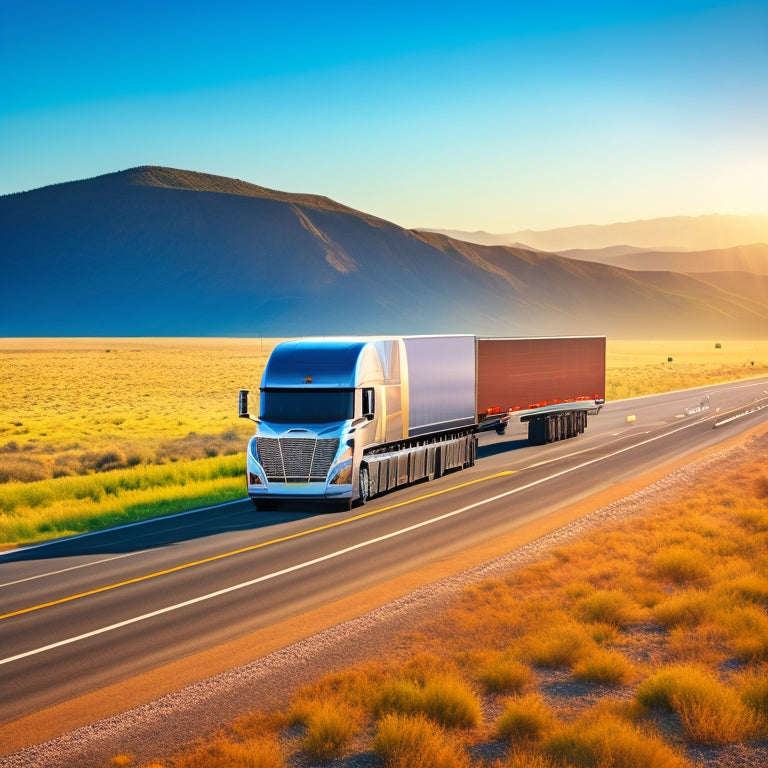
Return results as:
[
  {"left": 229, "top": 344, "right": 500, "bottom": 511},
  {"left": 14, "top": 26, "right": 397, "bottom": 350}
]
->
[
  {"left": 374, "top": 712, "right": 470, "bottom": 768},
  {"left": 0, "top": 339, "right": 277, "bottom": 545},
  {"left": 496, "top": 693, "right": 555, "bottom": 742},
  {"left": 606, "top": 339, "right": 768, "bottom": 400},
  {"left": 0, "top": 338, "right": 275, "bottom": 478}
]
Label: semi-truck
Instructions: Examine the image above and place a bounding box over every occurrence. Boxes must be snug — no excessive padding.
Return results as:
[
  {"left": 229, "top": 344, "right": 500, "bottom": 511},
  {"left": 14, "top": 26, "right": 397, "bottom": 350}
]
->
[{"left": 238, "top": 335, "right": 605, "bottom": 509}]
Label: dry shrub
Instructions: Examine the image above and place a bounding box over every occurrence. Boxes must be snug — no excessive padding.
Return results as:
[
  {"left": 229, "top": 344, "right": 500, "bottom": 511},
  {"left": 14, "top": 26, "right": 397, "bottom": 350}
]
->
[
  {"left": 574, "top": 588, "right": 639, "bottom": 628},
  {"left": 735, "top": 504, "right": 768, "bottom": 533},
  {"left": 375, "top": 673, "right": 482, "bottom": 728},
  {"left": 572, "top": 648, "right": 634, "bottom": 686},
  {"left": 674, "top": 692, "right": 756, "bottom": 745},
  {"left": 725, "top": 574, "right": 768, "bottom": 607},
  {"left": 298, "top": 702, "right": 356, "bottom": 761},
  {"left": 80, "top": 448, "right": 130, "bottom": 473},
  {"left": 292, "top": 665, "right": 383, "bottom": 712},
  {"left": 109, "top": 756, "right": 135, "bottom": 768},
  {"left": 754, "top": 473, "right": 768, "bottom": 500},
  {"left": 739, "top": 668, "right": 768, "bottom": 725},
  {"left": 522, "top": 621, "right": 592, "bottom": 669},
  {"left": 477, "top": 653, "right": 532, "bottom": 694},
  {"left": 501, "top": 750, "right": 560, "bottom": 768},
  {"left": 0, "top": 455, "right": 48, "bottom": 482},
  {"left": 174, "top": 734, "right": 285, "bottom": 768},
  {"left": 653, "top": 546, "right": 709, "bottom": 585},
  {"left": 496, "top": 693, "right": 555, "bottom": 742},
  {"left": 636, "top": 665, "right": 756, "bottom": 744},
  {"left": 373, "top": 712, "right": 469, "bottom": 768},
  {"left": 543, "top": 711, "right": 690, "bottom": 768},
  {"left": 653, "top": 589, "right": 713, "bottom": 628},
  {"left": 728, "top": 605, "right": 768, "bottom": 662}
]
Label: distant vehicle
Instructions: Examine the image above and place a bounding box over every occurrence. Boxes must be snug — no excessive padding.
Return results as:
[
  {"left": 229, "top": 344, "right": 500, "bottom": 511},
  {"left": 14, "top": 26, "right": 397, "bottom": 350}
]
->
[{"left": 239, "top": 335, "right": 605, "bottom": 508}]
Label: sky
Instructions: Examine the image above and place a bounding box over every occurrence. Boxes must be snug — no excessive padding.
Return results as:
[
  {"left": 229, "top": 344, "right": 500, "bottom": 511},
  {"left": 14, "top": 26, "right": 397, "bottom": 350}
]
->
[{"left": 1, "top": 1, "right": 766, "bottom": 232}]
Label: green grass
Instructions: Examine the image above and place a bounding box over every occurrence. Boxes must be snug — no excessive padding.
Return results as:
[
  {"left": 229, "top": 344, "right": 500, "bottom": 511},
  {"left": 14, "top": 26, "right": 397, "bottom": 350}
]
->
[{"left": 0, "top": 454, "right": 245, "bottom": 547}]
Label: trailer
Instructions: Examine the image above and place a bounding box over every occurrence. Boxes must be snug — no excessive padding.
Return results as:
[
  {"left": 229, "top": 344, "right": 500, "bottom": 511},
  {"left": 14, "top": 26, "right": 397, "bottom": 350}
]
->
[
  {"left": 239, "top": 335, "right": 605, "bottom": 508},
  {"left": 477, "top": 337, "right": 605, "bottom": 444}
]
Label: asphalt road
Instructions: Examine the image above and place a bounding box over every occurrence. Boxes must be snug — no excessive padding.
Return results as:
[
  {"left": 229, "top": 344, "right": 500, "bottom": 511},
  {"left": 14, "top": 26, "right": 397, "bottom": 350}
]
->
[{"left": 1, "top": 377, "right": 767, "bottom": 734}]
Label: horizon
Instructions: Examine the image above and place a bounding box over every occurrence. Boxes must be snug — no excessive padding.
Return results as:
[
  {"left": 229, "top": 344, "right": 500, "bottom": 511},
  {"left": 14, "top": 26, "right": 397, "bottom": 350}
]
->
[{"left": 1, "top": 1, "right": 766, "bottom": 232}]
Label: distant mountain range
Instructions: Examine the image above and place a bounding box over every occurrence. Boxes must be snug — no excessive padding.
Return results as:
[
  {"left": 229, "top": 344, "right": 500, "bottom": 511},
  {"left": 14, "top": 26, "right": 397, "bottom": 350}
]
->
[
  {"left": 1, "top": 166, "right": 766, "bottom": 339},
  {"left": 427, "top": 214, "right": 768, "bottom": 252}
]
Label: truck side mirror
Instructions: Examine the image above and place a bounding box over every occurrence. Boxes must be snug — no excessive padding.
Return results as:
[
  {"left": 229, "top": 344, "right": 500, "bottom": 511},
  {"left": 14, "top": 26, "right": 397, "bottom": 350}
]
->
[{"left": 239, "top": 390, "right": 250, "bottom": 419}]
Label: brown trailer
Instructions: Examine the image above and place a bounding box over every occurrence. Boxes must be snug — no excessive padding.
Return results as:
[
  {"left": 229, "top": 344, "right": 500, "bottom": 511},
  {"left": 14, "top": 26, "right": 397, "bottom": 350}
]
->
[{"left": 476, "top": 337, "right": 606, "bottom": 444}]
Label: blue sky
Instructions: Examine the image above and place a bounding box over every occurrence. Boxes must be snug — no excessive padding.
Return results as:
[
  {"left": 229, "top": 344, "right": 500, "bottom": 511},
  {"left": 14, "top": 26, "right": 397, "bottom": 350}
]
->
[{"left": 1, "top": 1, "right": 766, "bottom": 231}]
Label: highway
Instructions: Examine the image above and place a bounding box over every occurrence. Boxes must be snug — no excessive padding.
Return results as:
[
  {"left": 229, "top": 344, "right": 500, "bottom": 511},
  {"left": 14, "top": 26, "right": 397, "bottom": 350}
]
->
[{"left": 1, "top": 377, "right": 767, "bottom": 747}]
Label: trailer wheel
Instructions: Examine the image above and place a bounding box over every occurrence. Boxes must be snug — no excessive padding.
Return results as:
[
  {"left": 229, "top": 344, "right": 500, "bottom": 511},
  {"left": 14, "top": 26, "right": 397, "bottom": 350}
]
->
[{"left": 359, "top": 464, "right": 371, "bottom": 503}]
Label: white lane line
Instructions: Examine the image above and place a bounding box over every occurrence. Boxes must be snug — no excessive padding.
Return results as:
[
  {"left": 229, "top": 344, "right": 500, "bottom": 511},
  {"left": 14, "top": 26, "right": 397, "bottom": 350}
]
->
[
  {"left": 0, "top": 551, "right": 149, "bottom": 589},
  {"left": 0, "top": 415, "right": 708, "bottom": 667}
]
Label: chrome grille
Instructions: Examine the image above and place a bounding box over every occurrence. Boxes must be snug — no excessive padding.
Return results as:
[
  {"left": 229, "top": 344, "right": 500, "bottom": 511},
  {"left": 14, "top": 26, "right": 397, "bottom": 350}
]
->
[{"left": 256, "top": 437, "right": 339, "bottom": 482}]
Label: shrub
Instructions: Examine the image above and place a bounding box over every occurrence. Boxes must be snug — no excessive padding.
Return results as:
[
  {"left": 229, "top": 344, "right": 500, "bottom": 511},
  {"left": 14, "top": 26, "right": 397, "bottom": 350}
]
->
[
  {"left": 373, "top": 712, "right": 469, "bottom": 768},
  {"left": 572, "top": 648, "right": 634, "bottom": 685},
  {"left": 299, "top": 702, "right": 356, "bottom": 760},
  {"left": 726, "top": 574, "right": 768, "bottom": 607},
  {"left": 375, "top": 674, "right": 482, "bottom": 728},
  {"left": 477, "top": 654, "right": 532, "bottom": 694},
  {"left": 523, "top": 621, "right": 592, "bottom": 669},
  {"left": 543, "top": 712, "right": 689, "bottom": 768},
  {"left": 174, "top": 735, "right": 285, "bottom": 768},
  {"left": 501, "top": 752, "right": 560, "bottom": 768},
  {"left": 574, "top": 589, "right": 639, "bottom": 628},
  {"left": 728, "top": 605, "right": 768, "bottom": 662},
  {"left": 496, "top": 693, "right": 555, "bottom": 742},
  {"left": 636, "top": 665, "right": 755, "bottom": 744},
  {"left": 739, "top": 669, "right": 768, "bottom": 720},
  {"left": 81, "top": 449, "right": 129, "bottom": 472},
  {"left": 375, "top": 678, "right": 424, "bottom": 717},
  {"left": 0, "top": 455, "right": 48, "bottom": 483},
  {"left": 653, "top": 589, "right": 713, "bottom": 628},
  {"left": 653, "top": 546, "right": 709, "bottom": 584}
]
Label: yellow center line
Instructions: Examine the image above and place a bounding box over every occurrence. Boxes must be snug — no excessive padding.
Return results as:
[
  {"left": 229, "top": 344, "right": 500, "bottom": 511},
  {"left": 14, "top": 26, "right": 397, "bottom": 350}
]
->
[{"left": 1, "top": 471, "right": 514, "bottom": 622}]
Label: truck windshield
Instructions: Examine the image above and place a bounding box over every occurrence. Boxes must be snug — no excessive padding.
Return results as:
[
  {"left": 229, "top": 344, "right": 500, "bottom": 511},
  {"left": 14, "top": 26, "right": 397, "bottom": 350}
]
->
[{"left": 260, "top": 389, "right": 355, "bottom": 424}]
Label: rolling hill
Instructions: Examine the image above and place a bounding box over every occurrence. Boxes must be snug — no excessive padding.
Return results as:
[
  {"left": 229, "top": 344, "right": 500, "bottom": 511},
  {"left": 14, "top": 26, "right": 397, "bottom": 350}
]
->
[{"left": 1, "top": 167, "right": 766, "bottom": 339}]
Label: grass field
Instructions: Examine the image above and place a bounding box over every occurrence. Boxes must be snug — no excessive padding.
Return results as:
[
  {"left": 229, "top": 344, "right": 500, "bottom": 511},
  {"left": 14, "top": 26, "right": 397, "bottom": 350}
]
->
[
  {"left": 110, "top": 426, "right": 768, "bottom": 768},
  {"left": 1, "top": 338, "right": 767, "bottom": 548}
]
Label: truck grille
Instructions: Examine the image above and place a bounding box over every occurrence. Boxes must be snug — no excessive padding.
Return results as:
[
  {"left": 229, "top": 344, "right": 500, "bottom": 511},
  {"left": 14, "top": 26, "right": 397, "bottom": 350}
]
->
[{"left": 256, "top": 437, "right": 339, "bottom": 482}]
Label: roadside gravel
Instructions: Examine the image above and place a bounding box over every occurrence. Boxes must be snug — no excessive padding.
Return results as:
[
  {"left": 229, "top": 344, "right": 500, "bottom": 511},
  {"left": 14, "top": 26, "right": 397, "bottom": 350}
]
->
[{"left": 1, "top": 434, "right": 762, "bottom": 768}]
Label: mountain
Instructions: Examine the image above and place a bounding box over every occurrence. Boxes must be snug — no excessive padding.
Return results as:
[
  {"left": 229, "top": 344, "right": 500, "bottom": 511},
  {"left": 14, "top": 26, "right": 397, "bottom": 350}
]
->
[
  {"left": 426, "top": 214, "right": 768, "bottom": 252},
  {"left": 564, "top": 243, "right": 768, "bottom": 274},
  {"left": 2, "top": 166, "right": 767, "bottom": 339}
]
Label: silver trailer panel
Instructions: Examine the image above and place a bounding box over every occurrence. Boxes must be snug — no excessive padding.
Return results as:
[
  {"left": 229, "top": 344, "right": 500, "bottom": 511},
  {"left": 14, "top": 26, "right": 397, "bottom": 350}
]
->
[{"left": 403, "top": 335, "right": 477, "bottom": 437}]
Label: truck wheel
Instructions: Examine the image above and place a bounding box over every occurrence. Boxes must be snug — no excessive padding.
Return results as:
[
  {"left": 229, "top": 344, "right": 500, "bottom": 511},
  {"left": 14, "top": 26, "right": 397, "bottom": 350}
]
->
[{"left": 359, "top": 465, "right": 370, "bottom": 503}]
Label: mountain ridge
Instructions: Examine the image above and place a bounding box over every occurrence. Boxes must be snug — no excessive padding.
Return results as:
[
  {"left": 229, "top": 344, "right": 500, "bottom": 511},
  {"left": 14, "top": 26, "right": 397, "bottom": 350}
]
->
[
  {"left": 2, "top": 167, "right": 766, "bottom": 339},
  {"left": 425, "top": 213, "right": 768, "bottom": 252}
]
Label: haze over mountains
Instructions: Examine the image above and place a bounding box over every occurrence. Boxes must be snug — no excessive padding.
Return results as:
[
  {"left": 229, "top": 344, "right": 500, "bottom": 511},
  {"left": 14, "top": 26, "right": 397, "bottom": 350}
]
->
[
  {"left": 429, "top": 214, "right": 768, "bottom": 252},
  {"left": 1, "top": 166, "right": 766, "bottom": 339}
]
